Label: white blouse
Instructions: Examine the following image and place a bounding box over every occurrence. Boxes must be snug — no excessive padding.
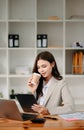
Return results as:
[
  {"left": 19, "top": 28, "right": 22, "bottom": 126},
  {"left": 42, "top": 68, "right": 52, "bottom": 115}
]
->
[{"left": 39, "top": 77, "right": 53, "bottom": 105}]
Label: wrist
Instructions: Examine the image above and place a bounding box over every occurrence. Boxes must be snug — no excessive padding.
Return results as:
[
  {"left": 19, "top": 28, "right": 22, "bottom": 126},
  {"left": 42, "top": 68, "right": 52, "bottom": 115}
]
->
[{"left": 46, "top": 109, "right": 50, "bottom": 115}]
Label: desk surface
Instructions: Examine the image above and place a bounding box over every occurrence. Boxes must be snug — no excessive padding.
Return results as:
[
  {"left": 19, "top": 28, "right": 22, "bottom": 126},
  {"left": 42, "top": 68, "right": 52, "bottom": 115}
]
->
[{"left": 0, "top": 116, "right": 84, "bottom": 130}]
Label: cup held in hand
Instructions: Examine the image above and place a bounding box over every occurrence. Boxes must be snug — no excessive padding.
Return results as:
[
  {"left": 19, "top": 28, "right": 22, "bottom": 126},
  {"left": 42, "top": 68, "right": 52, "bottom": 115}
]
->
[{"left": 31, "top": 73, "right": 41, "bottom": 85}]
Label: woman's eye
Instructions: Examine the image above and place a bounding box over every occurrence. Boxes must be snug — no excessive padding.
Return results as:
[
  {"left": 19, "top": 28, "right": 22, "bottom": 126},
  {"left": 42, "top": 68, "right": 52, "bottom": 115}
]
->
[
  {"left": 42, "top": 65, "right": 47, "bottom": 68},
  {"left": 37, "top": 65, "right": 47, "bottom": 69}
]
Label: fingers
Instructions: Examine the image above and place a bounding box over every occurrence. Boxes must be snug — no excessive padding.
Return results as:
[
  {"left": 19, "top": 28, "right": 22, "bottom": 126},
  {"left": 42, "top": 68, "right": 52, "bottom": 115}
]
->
[
  {"left": 28, "top": 77, "right": 32, "bottom": 84},
  {"left": 31, "top": 104, "right": 47, "bottom": 114},
  {"left": 32, "top": 104, "right": 41, "bottom": 110},
  {"left": 27, "top": 76, "right": 39, "bottom": 94},
  {"left": 31, "top": 104, "right": 42, "bottom": 112}
]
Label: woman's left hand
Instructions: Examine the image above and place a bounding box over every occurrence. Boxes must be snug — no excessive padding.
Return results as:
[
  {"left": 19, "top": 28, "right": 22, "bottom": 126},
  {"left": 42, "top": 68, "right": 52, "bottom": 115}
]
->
[{"left": 31, "top": 104, "right": 49, "bottom": 115}]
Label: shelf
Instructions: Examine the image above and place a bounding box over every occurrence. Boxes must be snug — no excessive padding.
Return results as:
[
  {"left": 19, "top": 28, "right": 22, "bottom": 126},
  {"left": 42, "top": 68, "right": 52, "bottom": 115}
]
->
[
  {"left": 0, "top": 0, "right": 84, "bottom": 105},
  {"left": 0, "top": 22, "right": 7, "bottom": 48},
  {"left": 0, "top": 0, "right": 7, "bottom": 20},
  {"left": 37, "top": 0, "right": 63, "bottom": 20},
  {"left": 65, "top": 22, "right": 84, "bottom": 48},
  {"left": 0, "top": 50, "right": 8, "bottom": 75},
  {"left": 8, "top": 50, "right": 35, "bottom": 75},
  {"left": 0, "top": 78, "right": 8, "bottom": 99},
  {"left": 8, "top": 22, "right": 36, "bottom": 48},
  {"left": 66, "top": 0, "right": 84, "bottom": 20},
  {"left": 37, "top": 22, "right": 63, "bottom": 48},
  {"left": 9, "top": 77, "right": 29, "bottom": 94},
  {"left": 8, "top": 0, "right": 36, "bottom": 20}
]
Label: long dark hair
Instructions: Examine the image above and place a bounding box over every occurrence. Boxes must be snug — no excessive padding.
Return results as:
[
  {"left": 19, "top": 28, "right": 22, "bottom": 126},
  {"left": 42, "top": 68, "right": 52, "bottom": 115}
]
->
[{"left": 32, "top": 51, "right": 62, "bottom": 100}]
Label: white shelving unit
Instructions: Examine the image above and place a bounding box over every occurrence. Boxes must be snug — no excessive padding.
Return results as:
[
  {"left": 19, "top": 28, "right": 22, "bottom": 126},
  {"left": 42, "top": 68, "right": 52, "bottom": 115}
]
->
[{"left": 0, "top": 0, "right": 84, "bottom": 110}]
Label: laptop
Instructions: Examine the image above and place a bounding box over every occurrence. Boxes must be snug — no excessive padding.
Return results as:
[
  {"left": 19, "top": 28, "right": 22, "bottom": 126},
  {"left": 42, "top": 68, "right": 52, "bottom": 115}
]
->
[
  {"left": 15, "top": 94, "right": 37, "bottom": 113},
  {"left": 0, "top": 99, "right": 38, "bottom": 121}
]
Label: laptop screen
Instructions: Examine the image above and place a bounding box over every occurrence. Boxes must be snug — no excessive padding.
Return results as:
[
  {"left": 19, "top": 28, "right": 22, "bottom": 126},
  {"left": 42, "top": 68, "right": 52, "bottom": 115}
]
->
[{"left": 0, "top": 99, "right": 23, "bottom": 121}]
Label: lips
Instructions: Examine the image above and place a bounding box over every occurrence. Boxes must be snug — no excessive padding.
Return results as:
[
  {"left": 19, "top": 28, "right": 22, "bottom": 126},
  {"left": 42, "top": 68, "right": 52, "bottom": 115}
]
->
[{"left": 41, "top": 73, "right": 46, "bottom": 77}]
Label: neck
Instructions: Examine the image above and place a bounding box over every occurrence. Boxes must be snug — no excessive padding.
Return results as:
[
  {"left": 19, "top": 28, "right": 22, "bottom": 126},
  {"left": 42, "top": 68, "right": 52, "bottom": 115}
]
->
[{"left": 45, "top": 75, "right": 52, "bottom": 84}]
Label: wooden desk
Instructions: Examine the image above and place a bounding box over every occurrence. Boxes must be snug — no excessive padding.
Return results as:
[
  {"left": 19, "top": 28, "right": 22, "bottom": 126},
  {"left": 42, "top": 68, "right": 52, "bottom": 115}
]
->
[{"left": 0, "top": 116, "right": 84, "bottom": 130}]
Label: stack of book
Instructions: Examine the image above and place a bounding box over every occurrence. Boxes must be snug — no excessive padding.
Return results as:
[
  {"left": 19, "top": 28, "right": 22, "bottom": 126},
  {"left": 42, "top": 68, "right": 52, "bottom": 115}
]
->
[{"left": 72, "top": 51, "right": 84, "bottom": 74}]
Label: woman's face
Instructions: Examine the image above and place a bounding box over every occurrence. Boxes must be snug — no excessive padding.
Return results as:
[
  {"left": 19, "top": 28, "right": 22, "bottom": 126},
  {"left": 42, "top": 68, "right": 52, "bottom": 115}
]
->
[{"left": 37, "top": 59, "right": 54, "bottom": 80}]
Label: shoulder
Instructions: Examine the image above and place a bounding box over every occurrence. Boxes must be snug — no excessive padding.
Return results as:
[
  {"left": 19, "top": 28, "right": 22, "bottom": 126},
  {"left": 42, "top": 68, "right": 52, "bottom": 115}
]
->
[
  {"left": 58, "top": 78, "right": 67, "bottom": 85},
  {"left": 53, "top": 77, "right": 68, "bottom": 89},
  {"left": 53, "top": 77, "right": 66, "bottom": 85}
]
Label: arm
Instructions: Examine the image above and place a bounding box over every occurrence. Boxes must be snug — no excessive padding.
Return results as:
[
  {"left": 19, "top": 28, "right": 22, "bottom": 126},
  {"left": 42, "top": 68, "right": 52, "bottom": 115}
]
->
[{"left": 27, "top": 76, "right": 39, "bottom": 94}]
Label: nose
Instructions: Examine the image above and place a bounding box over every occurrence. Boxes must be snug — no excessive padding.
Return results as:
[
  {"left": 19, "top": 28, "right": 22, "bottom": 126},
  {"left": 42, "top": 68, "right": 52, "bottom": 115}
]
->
[{"left": 38, "top": 68, "right": 44, "bottom": 74}]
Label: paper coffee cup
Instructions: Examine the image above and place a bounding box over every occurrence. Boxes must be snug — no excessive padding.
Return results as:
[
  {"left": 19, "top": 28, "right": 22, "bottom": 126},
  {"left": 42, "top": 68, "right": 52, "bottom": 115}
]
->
[{"left": 31, "top": 73, "right": 41, "bottom": 85}]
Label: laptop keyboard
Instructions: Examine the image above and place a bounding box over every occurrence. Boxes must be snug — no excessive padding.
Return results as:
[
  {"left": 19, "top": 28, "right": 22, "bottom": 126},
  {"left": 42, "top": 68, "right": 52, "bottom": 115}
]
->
[{"left": 22, "top": 113, "right": 37, "bottom": 121}]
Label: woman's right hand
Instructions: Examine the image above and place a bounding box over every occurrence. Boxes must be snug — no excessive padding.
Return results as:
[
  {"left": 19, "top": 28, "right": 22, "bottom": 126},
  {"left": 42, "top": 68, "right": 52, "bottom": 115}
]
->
[{"left": 27, "top": 77, "right": 38, "bottom": 94}]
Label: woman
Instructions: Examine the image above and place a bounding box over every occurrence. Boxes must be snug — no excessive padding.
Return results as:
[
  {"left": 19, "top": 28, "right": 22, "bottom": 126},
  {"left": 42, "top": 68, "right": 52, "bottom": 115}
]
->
[{"left": 28, "top": 51, "right": 74, "bottom": 115}]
